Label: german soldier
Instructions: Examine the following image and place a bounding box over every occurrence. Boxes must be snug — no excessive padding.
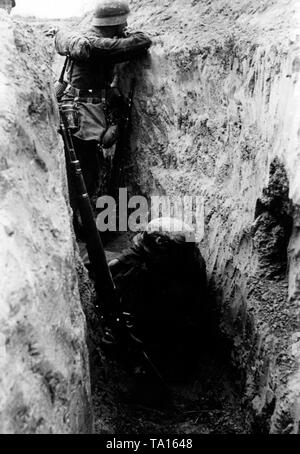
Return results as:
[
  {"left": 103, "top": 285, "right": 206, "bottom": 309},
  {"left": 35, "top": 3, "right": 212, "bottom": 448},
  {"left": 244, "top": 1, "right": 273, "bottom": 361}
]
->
[
  {"left": 108, "top": 217, "right": 208, "bottom": 380},
  {"left": 55, "top": 0, "right": 152, "bottom": 230}
]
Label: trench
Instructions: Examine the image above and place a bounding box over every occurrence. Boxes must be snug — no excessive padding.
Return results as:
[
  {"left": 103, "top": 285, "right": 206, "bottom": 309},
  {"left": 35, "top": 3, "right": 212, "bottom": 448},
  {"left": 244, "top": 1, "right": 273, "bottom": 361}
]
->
[
  {"left": 78, "top": 107, "right": 295, "bottom": 435},
  {"left": 75, "top": 95, "right": 252, "bottom": 433},
  {"left": 3, "top": 0, "right": 299, "bottom": 435},
  {"left": 73, "top": 3, "right": 300, "bottom": 433},
  {"left": 83, "top": 156, "right": 294, "bottom": 435}
]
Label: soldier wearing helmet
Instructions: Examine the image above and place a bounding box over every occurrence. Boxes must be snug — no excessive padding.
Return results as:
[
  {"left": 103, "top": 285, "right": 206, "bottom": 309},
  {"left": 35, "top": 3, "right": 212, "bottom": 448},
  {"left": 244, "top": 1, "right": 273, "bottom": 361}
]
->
[
  {"left": 55, "top": 0, "right": 151, "bottom": 233},
  {"left": 107, "top": 217, "right": 208, "bottom": 381}
]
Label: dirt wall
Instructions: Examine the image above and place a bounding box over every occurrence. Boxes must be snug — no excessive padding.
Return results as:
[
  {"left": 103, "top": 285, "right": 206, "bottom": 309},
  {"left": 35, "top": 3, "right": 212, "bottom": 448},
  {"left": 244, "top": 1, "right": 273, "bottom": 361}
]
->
[
  {"left": 122, "top": 0, "right": 300, "bottom": 433},
  {"left": 0, "top": 11, "right": 92, "bottom": 433}
]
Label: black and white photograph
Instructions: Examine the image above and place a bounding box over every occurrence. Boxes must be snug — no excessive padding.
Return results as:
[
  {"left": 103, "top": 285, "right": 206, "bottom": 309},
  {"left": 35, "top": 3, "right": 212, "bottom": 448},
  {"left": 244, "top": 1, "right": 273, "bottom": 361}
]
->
[{"left": 0, "top": 0, "right": 299, "bottom": 438}]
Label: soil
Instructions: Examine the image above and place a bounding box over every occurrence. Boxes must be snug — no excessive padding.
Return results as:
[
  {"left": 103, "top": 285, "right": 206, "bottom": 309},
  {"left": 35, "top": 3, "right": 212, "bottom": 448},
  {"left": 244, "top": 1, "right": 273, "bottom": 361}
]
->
[
  {"left": 93, "top": 352, "right": 249, "bottom": 435},
  {"left": 0, "top": 13, "right": 92, "bottom": 433}
]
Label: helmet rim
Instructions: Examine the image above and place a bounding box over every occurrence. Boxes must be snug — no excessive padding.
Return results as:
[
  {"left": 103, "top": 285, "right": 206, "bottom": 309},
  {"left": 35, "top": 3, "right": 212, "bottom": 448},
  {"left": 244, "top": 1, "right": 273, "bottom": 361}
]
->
[
  {"left": 92, "top": 0, "right": 130, "bottom": 27},
  {"left": 92, "top": 13, "right": 129, "bottom": 27}
]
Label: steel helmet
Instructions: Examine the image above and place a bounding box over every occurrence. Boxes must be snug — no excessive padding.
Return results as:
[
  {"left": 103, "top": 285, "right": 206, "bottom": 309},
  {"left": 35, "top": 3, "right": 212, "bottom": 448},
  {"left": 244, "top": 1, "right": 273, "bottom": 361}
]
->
[
  {"left": 146, "top": 217, "right": 196, "bottom": 243},
  {"left": 92, "top": 0, "right": 130, "bottom": 27}
]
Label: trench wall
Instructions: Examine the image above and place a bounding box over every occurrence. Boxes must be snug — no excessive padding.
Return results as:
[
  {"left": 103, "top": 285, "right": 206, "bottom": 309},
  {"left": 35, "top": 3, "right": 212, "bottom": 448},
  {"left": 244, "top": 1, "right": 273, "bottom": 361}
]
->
[
  {"left": 0, "top": 12, "right": 92, "bottom": 433},
  {"left": 122, "top": 0, "right": 300, "bottom": 433}
]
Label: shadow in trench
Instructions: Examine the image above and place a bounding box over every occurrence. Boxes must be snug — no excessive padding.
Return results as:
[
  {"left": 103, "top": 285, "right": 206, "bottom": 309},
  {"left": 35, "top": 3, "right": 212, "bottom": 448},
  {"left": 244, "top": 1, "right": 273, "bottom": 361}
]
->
[{"left": 89, "top": 233, "right": 251, "bottom": 435}]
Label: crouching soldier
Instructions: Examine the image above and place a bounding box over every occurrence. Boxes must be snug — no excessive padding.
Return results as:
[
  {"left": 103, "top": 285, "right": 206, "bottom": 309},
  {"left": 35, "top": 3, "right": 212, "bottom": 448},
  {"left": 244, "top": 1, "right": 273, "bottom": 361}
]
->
[
  {"left": 55, "top": 0, "right": 152, "bottom": 224},
  {"left": 107, "top": 217, "right": 208, "bottom": 381}
]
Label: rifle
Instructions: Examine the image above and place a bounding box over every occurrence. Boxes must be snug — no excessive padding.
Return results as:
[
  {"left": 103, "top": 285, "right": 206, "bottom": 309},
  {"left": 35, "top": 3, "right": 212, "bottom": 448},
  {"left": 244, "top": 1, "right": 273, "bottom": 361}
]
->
[{"left": 59, "top": 106, "right": 169, "bottom": 393}]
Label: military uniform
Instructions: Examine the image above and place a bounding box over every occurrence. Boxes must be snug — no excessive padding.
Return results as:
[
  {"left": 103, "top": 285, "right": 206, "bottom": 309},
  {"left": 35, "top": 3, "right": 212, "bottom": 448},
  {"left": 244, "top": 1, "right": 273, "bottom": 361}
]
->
[
  {"left": 55, "top": 4, "right": 151, "bottom": 228},
  {"left": 55, "top": 27, "right": 151, "bottom": 141}
]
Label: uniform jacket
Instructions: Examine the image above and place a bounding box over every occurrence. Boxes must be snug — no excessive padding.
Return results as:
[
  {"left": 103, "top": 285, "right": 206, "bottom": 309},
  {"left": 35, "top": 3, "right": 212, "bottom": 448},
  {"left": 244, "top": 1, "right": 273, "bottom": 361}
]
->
[
  {"left": 55, "top": 26, "right": 151, "bottom": 141},
  {"left": 55, "top": 26, "right": 152, "bottom": 89}
]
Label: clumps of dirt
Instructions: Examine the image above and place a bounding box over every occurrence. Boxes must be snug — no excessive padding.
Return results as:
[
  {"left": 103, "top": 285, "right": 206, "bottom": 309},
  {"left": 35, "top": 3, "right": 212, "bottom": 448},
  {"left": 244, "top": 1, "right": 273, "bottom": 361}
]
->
[
  {"left": 91, "top": 324, "right": 251, "bottom": 434},
  {"left": 120, "top": 0, "right": 300, "bottom": 434},
  {"left": 249, "top": 159, "right": 295, "bottom": 337},
  {"left": 0, "top": 13, "right": 92, "bottom": 433},
  {"left": 128, "top": 0, "right": 298, "bottom": 51},
  {"left": 242, "top": 159, "right": 297, "bottom": 433},
  {"left": 253, "top": 158, "right": 294, "bottom": 278}
]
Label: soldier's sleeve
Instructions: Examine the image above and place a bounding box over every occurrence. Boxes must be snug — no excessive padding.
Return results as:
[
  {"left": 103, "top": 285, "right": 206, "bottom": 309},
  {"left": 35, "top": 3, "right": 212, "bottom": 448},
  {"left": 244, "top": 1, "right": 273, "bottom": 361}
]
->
[
  {"left": 55, "top": 29, "right": 92, "bottom": 61},
  {"left": 89, "top": 32, "right": 152, "bottom": 63}
]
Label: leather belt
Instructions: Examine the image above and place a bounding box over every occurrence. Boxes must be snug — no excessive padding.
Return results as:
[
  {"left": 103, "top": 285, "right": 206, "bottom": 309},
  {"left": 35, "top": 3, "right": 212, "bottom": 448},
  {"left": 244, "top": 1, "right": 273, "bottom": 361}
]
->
[{"left": 69, "top": 87, "right": 108, "bottom": 103}]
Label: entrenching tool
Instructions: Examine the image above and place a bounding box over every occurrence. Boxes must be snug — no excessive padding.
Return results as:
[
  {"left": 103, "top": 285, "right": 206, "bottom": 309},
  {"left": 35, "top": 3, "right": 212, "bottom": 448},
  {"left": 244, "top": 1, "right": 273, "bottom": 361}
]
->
[{"left": 58, "top": 105, "right": 169, "bottom": 395}]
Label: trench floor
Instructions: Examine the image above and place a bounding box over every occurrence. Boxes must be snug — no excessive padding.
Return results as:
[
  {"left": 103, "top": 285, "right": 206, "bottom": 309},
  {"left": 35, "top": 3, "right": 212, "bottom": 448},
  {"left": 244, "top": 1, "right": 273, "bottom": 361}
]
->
[{"left": 91, "top": 234, "right": 250, "bottom": 435}]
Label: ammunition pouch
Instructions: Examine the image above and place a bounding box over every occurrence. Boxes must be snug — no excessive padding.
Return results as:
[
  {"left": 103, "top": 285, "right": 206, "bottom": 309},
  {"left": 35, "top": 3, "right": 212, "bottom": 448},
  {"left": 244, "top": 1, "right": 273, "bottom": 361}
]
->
[{"left": 59, "top": 86, "right": 126, "bottom": 146}]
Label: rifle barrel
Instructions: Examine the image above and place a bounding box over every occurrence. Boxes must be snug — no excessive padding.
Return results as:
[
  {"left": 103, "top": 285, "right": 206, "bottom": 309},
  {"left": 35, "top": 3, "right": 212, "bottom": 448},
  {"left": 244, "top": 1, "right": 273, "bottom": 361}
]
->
[{"left": 60, "top": 113, "right": 118, "bottom": 314}]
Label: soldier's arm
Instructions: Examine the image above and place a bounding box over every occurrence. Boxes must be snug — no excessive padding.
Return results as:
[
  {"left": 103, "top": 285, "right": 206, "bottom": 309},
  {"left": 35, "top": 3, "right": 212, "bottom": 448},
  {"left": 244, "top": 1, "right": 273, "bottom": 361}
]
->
[
  {"left": 55, "top": 29, "right": 91, "bottom": 61},
  {"left": 89, "top": 32, "right": 152, "bottom": 63},
  {"left": 55, "top": 28, "right": 152, "bottom": 62}
]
